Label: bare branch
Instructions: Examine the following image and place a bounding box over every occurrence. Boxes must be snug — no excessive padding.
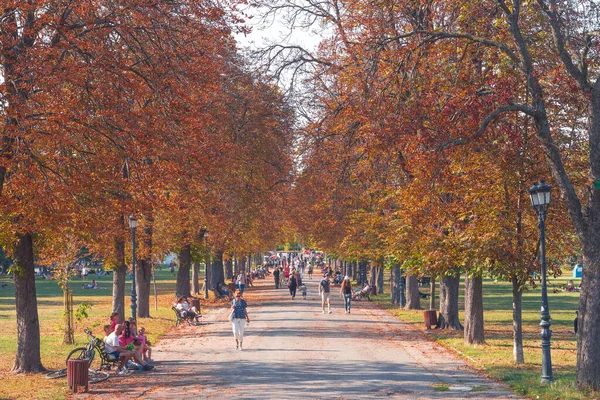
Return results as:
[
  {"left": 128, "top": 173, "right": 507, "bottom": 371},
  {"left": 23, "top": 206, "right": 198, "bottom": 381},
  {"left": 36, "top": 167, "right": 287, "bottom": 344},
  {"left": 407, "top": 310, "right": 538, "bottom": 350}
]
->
[
  {"left": 536, "top": 0, "right": 592, "bottom": 90},
  {"left": 421, "top": 31, "right": 521, "bottom": 66},
  {"left": 439, "top": 104, "right": 538, "bottom": 150}
]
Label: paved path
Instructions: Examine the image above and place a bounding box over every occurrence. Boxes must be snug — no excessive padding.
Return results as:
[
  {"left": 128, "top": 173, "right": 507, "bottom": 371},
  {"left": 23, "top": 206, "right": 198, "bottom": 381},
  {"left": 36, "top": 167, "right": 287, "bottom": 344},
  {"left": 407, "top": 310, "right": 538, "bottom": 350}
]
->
[{"left": 79, "top": 278, "right": 518, "bottom": 399}]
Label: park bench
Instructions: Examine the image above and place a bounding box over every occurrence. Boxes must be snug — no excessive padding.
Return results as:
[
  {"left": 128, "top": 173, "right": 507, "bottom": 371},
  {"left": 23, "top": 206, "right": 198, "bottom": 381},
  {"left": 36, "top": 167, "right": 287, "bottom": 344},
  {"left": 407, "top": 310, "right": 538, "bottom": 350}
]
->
[
  {"left": 172, "top": 306, "right": 200, "bottom": 326},
  {"left": 95, "top": 339, "right": 121, "bottom": 371},
  {"left": 211, "top": 288, "right": 230, "bottom": 301}
]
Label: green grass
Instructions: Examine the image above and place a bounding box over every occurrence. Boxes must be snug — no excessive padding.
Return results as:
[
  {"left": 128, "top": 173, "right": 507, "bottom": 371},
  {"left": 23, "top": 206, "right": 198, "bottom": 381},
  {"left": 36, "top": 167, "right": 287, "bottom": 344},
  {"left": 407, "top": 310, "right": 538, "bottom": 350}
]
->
[
  {"left": 0, "top": 268, "right": 205, "bottom": 399},
  {"left": 371, "top": 273, "right": 598, "bottom": 400}
]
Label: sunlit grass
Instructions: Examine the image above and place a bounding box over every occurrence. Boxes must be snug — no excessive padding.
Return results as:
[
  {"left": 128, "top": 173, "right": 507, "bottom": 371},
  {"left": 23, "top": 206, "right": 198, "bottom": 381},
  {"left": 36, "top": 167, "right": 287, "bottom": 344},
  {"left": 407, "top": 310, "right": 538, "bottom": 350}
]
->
[
  {"left": 0, "top": 269, "right": 202, "bottom": 399},
  {"left": 372, "top": 274, "right": 598, "bottom": 400}
]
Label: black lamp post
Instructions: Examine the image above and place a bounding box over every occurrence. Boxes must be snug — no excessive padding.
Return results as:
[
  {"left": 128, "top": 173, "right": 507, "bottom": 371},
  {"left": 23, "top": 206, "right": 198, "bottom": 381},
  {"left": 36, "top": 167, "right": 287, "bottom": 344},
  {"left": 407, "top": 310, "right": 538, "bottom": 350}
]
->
[
  {"left": 528, "top": 180, "right": 553, "bottom": 383},
  {"left": 128, "top": 216, "right": 138, "bottom": 321}
]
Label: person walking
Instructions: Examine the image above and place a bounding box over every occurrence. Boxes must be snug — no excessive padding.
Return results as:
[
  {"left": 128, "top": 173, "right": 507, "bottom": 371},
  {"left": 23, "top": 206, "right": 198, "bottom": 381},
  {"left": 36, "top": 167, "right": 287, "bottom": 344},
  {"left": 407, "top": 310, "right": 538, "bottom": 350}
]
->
[
  {"left": 273, "top": 267, "right": 280, "bottom": 289},
  {"left": 236, "top": 270, "right": 247, "bottom": 293},
  {"left": 340, "top": 276, "right": 353, "bottom": 314},
  {"left": 288, "top": 271, "right": 298, "bottom": 300},
  {"left": 230, "top": 289, "right": 250, "bottom": 350},
  {"left": 319, "top": 274, "right": 332, "bottom": 314}
]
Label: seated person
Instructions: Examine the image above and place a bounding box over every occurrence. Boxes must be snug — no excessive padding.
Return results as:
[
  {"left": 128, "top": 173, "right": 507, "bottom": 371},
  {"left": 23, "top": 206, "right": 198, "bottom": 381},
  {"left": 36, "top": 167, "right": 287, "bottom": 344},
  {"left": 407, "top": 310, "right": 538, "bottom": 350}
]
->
[
  {"left": 138, "top": 326, "right": 153, "bottom": 362},
  {"left": 216, "top": 283, "right": 230, "bottom": 299},
  {"left": 103, "top": 324, "right": 133, "bottom": 375},
  {"left": 82, "top": 279, "right": 98, "bottom": 289},
  {"left": 109, "top": 312, "right": 119, "bottom": 331},
  {"left": 119, "top": 321, "right": 152, "bottom": 370},
  {"left": 175, "top": 296, "right": 201, "bottom": 323},
  {"left": 566, "top": 280, "right": 575, "bottom": 292}
]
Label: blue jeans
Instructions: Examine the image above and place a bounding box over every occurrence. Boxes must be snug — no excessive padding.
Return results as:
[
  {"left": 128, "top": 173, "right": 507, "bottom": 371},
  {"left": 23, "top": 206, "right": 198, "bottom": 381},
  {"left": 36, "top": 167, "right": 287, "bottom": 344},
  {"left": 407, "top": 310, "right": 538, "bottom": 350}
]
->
[
  {"left": 344, "top": 293, "right": 352, "bottom": 312},
  {"left": 238, "top": 283, "right": 245, "bottom": 293}
]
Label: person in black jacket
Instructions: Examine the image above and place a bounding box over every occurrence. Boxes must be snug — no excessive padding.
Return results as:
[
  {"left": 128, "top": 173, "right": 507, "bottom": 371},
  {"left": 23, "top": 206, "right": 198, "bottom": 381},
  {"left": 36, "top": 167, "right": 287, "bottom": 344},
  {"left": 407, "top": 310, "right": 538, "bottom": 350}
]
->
[
  {"left": 288, "top": 271, "right": 298, "bottom": 299},
  {"left": 273, "top": 268, "right": 280, "bottom": 289}
]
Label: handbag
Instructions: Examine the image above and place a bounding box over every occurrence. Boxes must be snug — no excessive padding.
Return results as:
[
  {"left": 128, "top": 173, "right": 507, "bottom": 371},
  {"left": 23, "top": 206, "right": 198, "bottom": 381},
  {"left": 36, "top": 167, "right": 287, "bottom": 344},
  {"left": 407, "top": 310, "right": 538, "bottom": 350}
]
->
[{"left": 228, "top": 310, "right": 235, "bottom": 323}]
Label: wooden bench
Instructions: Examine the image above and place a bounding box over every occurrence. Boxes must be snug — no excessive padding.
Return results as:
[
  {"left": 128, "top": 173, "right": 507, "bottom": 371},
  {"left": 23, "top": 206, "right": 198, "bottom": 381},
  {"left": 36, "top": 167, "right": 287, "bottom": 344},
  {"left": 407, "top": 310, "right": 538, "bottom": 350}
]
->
[
  {"left": 172, "top": 306, "right": 200, "bottom": 326},
  {"left": 92, "top": 338, "right": 121, "bottom": 371}
]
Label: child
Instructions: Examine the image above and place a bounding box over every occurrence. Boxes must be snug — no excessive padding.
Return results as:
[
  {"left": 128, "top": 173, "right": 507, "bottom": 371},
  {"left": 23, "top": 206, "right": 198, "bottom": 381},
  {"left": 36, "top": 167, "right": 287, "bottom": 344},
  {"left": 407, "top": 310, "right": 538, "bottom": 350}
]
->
[
  {"left": 138, "top": 326, "right": 153, "bottom": 362},
  {"left": 300, "top": 284, "right": 307, "bottom": 300},
  {"left": 109, "top": 312, "right": 119, "bottom": 331}
]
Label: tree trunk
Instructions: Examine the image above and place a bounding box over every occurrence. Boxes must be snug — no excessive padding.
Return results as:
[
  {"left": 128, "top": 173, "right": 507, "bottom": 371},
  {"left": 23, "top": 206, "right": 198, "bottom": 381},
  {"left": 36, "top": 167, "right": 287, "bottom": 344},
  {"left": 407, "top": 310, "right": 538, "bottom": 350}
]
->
[
  {"left": 347, "top": 261, "right": 353, "bottom": 280},
  {"left": 210, "top": 250, "right": 225, "bottom": 289},
  {"left": 464, "top": 274, "right": 485, "bottom": 345},
  {"left": 429, "top": 277, "right": 436, "bottom": 310},
  {"left": 358, "top": 261, "right": 367, "bottom": 285},
  {"left": 391, "top": 265, "right": 400, "bottom": 304},
  {"left": 576, "top": 238, "right": 600, "bottom": 388},
  {"left": 377, "top": 265, "right": 384, "bottom": 294},
  {"left": 225, "top": 258, "right": 233, "bottom": 280},
  {"left": 405, "top": 275, "right": 422, "bottom": 310},
  {"left": 11, "top": 232, "right": 45, "bottom": 373},
  {"left": 369, "top": 265, "right": 376, "bottom": 287},
  {"left": 437, "top": 274, "right": 463, "bottom": 330},
  {"left": 512, "top": 275, "right": 524, "bottom": 364},
  {"left": 112, "top": 235, "right": 126, "bottom": 324},
  {"left": 192, "top": 263, "right": 200, "bottom": 295},
  {"left": 205, "top": 259, "right": 212, "bottom": 291},
  {"left": 176, "top": 244, "right": 191, "bottom": 297},
  {"left": 136, "top": 222, "right": 153, "bottom": 318}
]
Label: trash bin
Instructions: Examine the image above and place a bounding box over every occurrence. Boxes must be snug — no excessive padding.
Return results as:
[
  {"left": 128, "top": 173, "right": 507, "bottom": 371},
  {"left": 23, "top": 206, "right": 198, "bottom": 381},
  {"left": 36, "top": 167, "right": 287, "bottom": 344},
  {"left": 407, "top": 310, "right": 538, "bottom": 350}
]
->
[
  {"left": 370, "top": 285, "right": 377, "bottom": 295},
  {"left": 191, "top": 298, "right": 201, "bottom": 313},
  {"left": 424, "top": 310, "right": 437, "bottom": 329},
  {"left": 67, "top": 358, "right": 89, "bottom": 393}
]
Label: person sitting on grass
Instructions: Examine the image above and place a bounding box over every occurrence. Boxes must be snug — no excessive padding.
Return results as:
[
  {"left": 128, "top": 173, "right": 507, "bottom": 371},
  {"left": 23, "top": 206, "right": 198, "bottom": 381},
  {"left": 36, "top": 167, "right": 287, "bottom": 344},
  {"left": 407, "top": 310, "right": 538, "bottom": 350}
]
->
[
  {"left": 175, "top": 296, "right": 201, "bottom": 323},
  {"left": 82, "top": 279, "right": 97, "bottom": 289},
  {"left": 103, "top": 324, "right": 133, "bottom": 376},
  {"left": 138, "top": 326, "right": 153, "bottom": 363}
]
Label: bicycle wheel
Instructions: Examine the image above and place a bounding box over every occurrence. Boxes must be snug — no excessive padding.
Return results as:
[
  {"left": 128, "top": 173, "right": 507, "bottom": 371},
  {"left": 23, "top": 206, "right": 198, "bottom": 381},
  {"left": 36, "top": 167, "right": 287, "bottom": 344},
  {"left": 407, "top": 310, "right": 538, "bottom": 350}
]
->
[
  {"left": 88, "top": 369, "right": 109, "bottom": 384},
  {"left": 66, "top": 347, "right": 97, "bottom": 370},
  {"left": 45, "top": 368, "right": 67, "bottom": 379}
]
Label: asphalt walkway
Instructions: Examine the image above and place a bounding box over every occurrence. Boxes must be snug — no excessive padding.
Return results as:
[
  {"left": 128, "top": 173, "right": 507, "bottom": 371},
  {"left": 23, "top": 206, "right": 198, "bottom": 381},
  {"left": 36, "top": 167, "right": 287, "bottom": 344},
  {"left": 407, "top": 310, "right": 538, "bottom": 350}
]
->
[{"left": 79, "top": 277, "right": 519, "bottom": 399}]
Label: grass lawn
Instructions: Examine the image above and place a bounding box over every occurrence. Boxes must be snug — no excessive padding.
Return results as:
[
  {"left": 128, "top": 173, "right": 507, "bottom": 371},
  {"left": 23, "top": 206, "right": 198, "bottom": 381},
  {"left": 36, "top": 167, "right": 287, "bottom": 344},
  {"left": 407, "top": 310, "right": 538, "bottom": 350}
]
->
[
  {"left": 0, "top": 267, "right": 210, "bottom": 399},
  {"left": 372, "top": 273, "right": 598, "bottom": 400}
]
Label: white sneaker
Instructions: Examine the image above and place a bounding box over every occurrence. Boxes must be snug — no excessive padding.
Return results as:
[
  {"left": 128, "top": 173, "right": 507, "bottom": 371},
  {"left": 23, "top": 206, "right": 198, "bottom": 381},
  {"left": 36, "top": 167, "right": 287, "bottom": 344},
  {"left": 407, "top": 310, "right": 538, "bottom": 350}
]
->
[
  {"left": 328, "top": 310, "right": 332, "bottom": 314},
  {"left": 118, "top": 369, "right": 132, "bottom": 376},
  {"left": 322, "top": 310, "right": 325, "bottom": 314},
  {"left": 345, "top": 311, "right": 348, "bottom": 314}
]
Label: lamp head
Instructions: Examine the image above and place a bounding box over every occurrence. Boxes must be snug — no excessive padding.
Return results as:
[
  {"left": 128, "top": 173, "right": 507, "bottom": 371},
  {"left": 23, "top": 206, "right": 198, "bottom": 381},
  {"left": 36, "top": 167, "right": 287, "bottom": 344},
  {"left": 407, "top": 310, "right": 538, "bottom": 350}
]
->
[
  {"left": 128, "top": 216, "right": 138, "bottom": 229},
  {"left": 529, "top": 180, "right": 551, "bottom": 212}
]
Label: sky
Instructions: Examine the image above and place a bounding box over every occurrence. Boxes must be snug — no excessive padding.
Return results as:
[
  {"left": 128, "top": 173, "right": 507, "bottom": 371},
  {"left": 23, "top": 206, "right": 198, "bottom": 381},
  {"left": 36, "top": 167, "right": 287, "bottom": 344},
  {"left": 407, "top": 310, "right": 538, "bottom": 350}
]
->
[{"left": 232, "top": 5, "right": 322, "bottom": 52}]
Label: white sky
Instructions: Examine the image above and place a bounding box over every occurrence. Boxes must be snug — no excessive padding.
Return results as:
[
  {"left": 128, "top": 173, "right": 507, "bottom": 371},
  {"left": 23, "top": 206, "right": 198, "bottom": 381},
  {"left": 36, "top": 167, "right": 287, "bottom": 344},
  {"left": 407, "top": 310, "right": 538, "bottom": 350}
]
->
[{"left": 233, "top": 5, "right": 322, "bottom": 51}]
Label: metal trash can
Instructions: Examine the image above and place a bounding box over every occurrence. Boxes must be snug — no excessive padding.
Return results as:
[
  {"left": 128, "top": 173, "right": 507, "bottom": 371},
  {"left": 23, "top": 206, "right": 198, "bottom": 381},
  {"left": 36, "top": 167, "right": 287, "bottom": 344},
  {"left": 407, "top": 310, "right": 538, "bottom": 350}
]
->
[
  {"left": 191, "top": 298, "right": 201, "bottom": 314},
  {"left": 370, "top": 285, "right": 377, "bottom": 295},
  {"left": 67, "top": 358, "right": 89, "bottom": 393},
  {"left": 424, "top": 310, "right": 437, "bottom": 329}
]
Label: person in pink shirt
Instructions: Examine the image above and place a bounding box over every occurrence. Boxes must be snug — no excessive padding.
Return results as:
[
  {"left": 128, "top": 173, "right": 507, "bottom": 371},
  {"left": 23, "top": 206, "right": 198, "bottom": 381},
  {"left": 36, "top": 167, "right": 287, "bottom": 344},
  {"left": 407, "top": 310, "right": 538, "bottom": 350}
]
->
[{"left": 138, "top": 326, "right": 153, "bottom": 362}]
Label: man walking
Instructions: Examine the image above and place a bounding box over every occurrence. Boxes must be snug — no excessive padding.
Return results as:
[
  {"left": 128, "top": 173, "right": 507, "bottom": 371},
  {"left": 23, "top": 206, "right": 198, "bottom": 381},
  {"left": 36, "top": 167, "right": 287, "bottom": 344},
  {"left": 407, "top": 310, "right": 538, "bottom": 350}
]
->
[
  {"left": 273, "top": 267, "right": 280, "bottom": 289},
  {"left": 319, "top": 274, "right": 332, "bottom": 314}
]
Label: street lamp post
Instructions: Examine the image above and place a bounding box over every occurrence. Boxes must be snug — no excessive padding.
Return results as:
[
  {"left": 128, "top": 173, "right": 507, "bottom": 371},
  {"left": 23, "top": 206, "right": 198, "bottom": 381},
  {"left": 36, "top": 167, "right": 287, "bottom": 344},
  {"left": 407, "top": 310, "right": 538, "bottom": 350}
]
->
[
  {"left": 128, "top": 216, "right": 138, "bottom": 321},
  {"left": 528, "top": 180, "right": 554, "bottom": 383}
]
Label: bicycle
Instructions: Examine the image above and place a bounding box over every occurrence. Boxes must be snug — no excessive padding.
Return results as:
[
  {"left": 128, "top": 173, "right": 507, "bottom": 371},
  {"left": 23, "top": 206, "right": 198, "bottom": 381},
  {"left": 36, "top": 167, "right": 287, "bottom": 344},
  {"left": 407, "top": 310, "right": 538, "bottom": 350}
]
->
[{"left": 45, "top": 328, "right": 111, "bottom": 383}]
